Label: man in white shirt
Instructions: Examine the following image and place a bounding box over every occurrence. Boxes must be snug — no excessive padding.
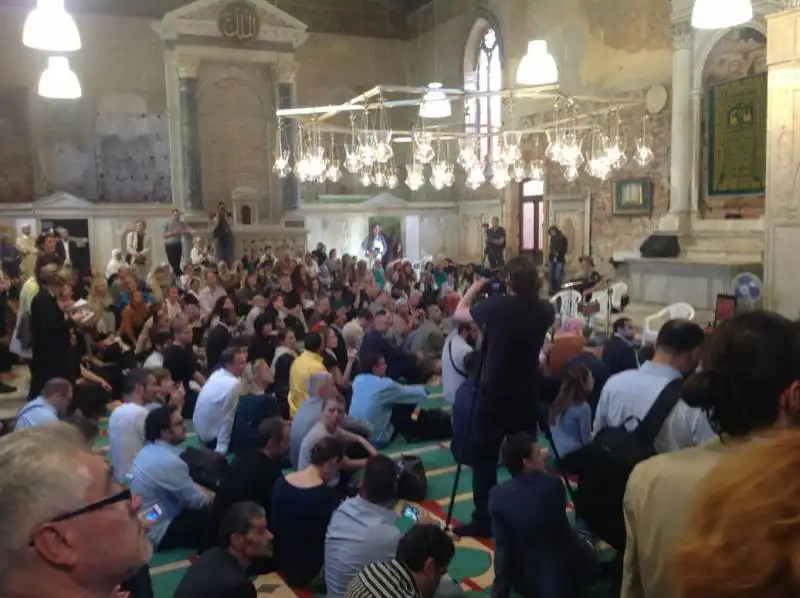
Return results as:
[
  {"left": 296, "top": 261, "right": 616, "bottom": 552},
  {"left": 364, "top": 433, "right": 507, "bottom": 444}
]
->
[
  {"left": 198, "top": 270, "right": 226, "bottom": 317},
  {"left": 442, "top": 323, "right": 477, "bottom": 405},
  {"left": 193, "top": 347, "right": 247, "bottom": 455},
  {"left": 342, "top": 309, "right": 374, "bottom": 351},
  {"left": 108, "top": 368, "right": 157, "bottom": 483},
  {"left": 594, "top": 319, "right": 714, "bottom": 454}
]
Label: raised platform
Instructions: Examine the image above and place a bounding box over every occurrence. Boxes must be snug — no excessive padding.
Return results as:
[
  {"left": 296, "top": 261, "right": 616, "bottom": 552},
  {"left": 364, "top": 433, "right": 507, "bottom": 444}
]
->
[{"left": 617, "top": 256, "right": 763, "bottom": 311}]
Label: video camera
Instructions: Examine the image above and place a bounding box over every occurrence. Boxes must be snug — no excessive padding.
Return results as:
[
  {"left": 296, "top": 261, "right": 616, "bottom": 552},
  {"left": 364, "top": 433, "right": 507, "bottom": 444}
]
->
[{"left": 475, "top": 265, "right": 506, "bottom": 297}]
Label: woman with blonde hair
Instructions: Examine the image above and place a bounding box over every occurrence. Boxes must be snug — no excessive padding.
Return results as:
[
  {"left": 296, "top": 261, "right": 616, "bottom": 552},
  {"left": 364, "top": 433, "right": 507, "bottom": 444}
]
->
[
  {"left": 676, "top": 429, "right": 800, "bottom": 598},
  {"left": 229, "top": 359, "right": 280, "bottom": 455}
]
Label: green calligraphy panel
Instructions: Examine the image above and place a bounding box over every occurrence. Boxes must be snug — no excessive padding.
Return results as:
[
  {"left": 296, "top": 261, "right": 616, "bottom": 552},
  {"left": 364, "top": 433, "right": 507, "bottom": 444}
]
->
[{"left": 708, "top": 73, "right": 767, "bottom": 196}]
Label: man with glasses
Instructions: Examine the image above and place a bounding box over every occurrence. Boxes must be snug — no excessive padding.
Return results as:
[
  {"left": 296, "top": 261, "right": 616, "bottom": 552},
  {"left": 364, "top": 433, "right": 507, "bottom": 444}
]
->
[
  {"left": 0, "top": 424, "right": 151, "bottom": 598},
  {"left": 130, "top": 405, "right": 215, "bottom": 552}
]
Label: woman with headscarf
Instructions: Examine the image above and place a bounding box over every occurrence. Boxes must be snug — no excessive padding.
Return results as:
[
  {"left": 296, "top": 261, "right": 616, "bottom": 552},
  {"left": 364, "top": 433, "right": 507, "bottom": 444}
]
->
[{"left": 106, "top": 248, "right": 123, "bottom": 279}]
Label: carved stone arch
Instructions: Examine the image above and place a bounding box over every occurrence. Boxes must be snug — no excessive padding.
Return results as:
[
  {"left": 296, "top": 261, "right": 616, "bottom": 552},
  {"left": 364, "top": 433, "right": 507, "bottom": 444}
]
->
[
  {"left": 693, "top": 19, "right": 767, "bottom": 92},
  {"left": 462, "top": 10, "right": 505, "bottom": 79}
]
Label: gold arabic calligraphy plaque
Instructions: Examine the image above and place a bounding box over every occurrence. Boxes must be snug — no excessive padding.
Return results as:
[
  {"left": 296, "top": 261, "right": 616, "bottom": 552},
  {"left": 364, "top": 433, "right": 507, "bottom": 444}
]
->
[{"left": 218, "top": 1, "right": 260, "bottom": 44}]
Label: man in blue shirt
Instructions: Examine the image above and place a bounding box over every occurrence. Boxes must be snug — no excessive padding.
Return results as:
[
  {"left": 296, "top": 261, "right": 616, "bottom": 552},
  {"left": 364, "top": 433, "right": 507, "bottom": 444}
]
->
[
  {"left": 130, "top": 404, "right": 215, "bottom": 552},
  {"left": 350, "top": 352, "right": 429, "bottom": 448},
  {"left": 14, "top": 377, "right": 72, "bottom": 431}
]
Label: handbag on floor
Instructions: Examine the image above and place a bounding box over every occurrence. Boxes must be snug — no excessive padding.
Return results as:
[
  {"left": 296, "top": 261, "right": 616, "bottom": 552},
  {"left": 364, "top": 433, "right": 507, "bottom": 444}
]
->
[
  {"left": 181, "top": 446, "right": 228, "bottom": 491},
  {"left": 396, "top": 454, "right": 428, "bottom": 502}
]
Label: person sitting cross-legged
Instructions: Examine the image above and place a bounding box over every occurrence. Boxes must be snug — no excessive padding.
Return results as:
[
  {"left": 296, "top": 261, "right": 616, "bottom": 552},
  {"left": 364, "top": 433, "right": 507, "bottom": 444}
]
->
[
  {"left": 214, "top": 417, "right": 289, "bottom": 529},
  {"left": 345, "top": 524, "right": 456, "bottom": 598},
  {"left": 489, "top": 432, "right": 597, "bottom": 598},
  {"left": 271, "top": 436, "right": 345, "bottom": 589},
  {"left": 13, "top": 377, "right": 73, "bottom": 431},
  {"left": 174, "top": 502, "right": 273, "bottom": 598},
  {"left": 325, "top": 455, "right": 455, "bottom": 598},
  {"left": 297, "top": 395, "right": 378, "bottom": 492},
  {"left": 194, "top": 347, "right": 248, "bottom": 455},
  {"left": 349, "top": 352, "right": 434, "bottom": 448},
  {"left": 130, "top": 404, "right": 216, "bottom": 553},
  {"left": 229, "top": 359, "right": 281, "bottom": 456},
  {"left": 291, "top": 371, "right": 372, "bottom": 468}
]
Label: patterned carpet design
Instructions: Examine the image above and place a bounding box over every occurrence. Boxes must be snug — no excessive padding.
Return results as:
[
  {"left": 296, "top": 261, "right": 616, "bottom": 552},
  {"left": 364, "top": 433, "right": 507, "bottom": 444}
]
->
[{"left": 95, "top": 389, "right": 615, "bottom": 598}]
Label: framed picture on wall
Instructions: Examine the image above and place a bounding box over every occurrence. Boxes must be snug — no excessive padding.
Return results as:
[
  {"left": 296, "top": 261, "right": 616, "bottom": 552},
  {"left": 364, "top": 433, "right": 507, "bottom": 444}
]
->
[{"left": 613, "top": 178, "right": 652, "bottom": 216}]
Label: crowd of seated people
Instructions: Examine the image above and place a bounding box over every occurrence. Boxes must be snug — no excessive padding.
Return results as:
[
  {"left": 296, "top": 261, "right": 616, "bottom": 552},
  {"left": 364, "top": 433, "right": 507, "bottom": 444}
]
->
[{"left": 9, "top": 232, "right": 800, "bottom": 598}]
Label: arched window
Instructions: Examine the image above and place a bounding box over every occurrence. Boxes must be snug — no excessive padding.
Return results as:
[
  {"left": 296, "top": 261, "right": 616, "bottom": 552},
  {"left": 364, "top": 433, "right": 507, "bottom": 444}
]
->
[{"left": 465, "top": 21, "right": 503, "bottom": 165}]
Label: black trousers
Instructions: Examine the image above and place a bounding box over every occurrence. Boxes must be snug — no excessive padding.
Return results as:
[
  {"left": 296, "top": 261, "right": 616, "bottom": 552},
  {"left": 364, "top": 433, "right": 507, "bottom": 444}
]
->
[
  {"left": 165, "top": 243, "right": 183, "bottom": 278},
  {"left": 120, "top": 565, "right": 154, "bottom": 598},
  {"left": 471, "top": 391, "right": 539, "bottom": 528},
  {"left": 158, "top": 507, "right": 216, "bottom": 554}
]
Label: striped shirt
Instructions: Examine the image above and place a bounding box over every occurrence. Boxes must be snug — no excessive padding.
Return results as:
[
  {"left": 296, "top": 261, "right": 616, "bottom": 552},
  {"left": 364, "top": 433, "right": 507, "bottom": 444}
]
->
[{"left": 345, "top": 559, "right": 421, "bottom": 598}]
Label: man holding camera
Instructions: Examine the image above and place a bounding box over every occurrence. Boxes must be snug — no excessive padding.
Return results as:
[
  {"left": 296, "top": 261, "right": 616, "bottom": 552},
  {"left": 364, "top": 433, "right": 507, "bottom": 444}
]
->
[{"left": 452, "top": 257, "right": 555, "bottom": 538}]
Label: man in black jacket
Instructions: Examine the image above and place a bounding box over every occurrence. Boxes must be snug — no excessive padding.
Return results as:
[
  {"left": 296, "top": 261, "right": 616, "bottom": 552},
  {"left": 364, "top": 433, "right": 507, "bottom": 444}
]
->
[
  {"left": 206, "top": 307, "right": 238, "bottom": 373},
  {"left": 547, "top": 226, "right": 568, "bottom": 295},
  {"left": 602, "top": 317, "right": 639, "bottom": 376},
  {"left": 174, "top": 502, "right": 273, "bottom": 598}
]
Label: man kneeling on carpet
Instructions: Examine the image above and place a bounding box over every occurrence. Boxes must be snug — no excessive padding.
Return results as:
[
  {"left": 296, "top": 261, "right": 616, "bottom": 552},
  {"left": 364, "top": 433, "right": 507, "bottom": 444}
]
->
[
  {"left": 174, "top": 502, "right": 273, "bottom": 598},
  {"left": 489, "top": 432, "right": 598, "bottom": 598}
]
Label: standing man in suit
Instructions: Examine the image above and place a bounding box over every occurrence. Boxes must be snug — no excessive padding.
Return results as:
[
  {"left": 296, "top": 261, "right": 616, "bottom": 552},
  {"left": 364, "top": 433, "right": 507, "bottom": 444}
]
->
[
  {"left": 126, "top": 220, "right": 151, "bottom": 279},
  {"left": 174, "top": 502, "right": 273, "bottom": 598},
  {"left": 164, "top": 209, "right": 190, "bottom": 278},
  {"left": 55, "top": 227, "right": 79, "bottom": 270},
  {"left": 547, "top": 225, "right": 568, "bottom": 295},
  {"left": 485, "top": 216, "right": 507, "bottom": 269}
]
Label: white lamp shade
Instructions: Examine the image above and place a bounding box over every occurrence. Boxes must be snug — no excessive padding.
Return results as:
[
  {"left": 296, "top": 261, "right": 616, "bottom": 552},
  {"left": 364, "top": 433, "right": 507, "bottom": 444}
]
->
[
  {"left": 516, "top": 40, "right": 559, "bottom": 86},
  {"left": 38, "top": 57, "right": 82, "bottom": 99},
  {"left": 691, "top": 0, "right": 752, "bottom": 29},
  {"left": 23, "top": 0, "right": 81, "bottom": 52},
  {"left": 419, "top": 83, "right": 452, "bottom": 119}
]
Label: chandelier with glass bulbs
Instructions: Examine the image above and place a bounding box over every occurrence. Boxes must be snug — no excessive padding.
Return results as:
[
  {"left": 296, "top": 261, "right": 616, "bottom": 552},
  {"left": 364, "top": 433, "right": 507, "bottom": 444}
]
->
[{"left": 273, "top": 52, "right": 652, "bottom": 192}]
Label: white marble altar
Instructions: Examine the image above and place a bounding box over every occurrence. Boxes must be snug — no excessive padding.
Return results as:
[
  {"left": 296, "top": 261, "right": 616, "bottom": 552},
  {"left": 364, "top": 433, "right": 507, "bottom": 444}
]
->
[
  {"left": 299, "top": 193, "right": 502, "bottom": 263},
  {"left": 618, "top": 256, "right": 763, "bottom": 311}
]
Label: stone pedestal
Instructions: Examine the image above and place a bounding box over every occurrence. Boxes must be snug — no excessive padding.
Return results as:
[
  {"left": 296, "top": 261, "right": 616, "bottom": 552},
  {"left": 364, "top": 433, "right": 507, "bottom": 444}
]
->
[{"left": 764, "top": 9, "right": 800, "bottom": 317}]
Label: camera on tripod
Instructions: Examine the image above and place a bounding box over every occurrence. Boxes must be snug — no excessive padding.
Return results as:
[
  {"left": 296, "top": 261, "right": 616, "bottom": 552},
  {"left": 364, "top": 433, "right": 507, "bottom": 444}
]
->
[{"left": 475, "top": 265, "right": 506, "bottom": 297}]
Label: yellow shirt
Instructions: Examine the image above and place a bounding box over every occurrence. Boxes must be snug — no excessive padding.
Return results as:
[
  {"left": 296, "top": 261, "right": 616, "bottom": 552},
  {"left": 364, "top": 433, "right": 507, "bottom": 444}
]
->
[{"left": 288, "top": 350, "right": 326, "bottom": 417}]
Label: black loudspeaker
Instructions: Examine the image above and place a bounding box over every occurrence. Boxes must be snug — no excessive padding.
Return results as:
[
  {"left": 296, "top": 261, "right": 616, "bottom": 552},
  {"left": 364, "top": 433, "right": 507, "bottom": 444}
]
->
[{"left": 639, "top": 234, "right": 680, "bottom": 258}]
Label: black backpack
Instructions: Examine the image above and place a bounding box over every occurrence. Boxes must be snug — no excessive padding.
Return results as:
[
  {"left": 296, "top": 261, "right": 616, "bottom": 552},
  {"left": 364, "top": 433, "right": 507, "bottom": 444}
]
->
[{"left": 574, "top": 378, "right": 683, "bottom": 552}]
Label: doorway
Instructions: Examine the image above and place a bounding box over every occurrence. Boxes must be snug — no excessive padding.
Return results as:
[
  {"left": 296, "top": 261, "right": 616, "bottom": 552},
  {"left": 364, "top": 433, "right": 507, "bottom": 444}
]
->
[
  {"left": 519, "top": 179, "right": 545, "bottom": 265},
  {"left": 40, "top": 218, "right": 91, "bottom": 273}
]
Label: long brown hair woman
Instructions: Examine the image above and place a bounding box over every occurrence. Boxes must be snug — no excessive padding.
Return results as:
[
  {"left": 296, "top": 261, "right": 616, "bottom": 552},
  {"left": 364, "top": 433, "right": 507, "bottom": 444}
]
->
[{"left": 676, "top": 429, "right": 800, "bottom": 598}]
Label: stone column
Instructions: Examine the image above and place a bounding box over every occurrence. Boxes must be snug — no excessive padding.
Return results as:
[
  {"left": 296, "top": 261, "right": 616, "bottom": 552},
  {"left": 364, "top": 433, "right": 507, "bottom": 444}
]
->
[
  {"left": 278, "top": 62, "right": 300, "bottom": 217},
  {"left": 178, "top": 58, "right": 203, "bottom": 212},
  {"left": 764, "top": 8, "right": 800, "bottom": 316},
  {"left": 689, "top": 88, "right": 703, "bottom": 213},
  {"left": 661, "top": 21, "right": 695, "bottom": 232}
]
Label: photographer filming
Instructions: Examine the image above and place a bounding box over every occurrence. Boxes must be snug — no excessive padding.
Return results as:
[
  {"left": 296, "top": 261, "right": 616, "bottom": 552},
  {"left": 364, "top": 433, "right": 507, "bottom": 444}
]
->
[{"left": 451, "top": 257, "right": 554, "bottom": 538}]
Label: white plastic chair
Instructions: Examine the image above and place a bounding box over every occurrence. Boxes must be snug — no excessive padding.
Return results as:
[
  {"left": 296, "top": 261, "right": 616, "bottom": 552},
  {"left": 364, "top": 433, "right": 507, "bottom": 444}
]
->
[
  {"left": 550, "top": 290, "right": 582, "bottom": 320},
  {"left": 609, "top": 282, "right": 628, "bottom": 310},
  {"left": 643, "top": 302, "right": 696, "bottom": 343}
]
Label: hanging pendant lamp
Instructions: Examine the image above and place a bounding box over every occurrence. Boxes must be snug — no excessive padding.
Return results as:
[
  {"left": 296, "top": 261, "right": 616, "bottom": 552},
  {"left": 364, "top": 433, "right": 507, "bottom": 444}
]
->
[
  {"left": 516, "top": 40, "right": 558, "bottom": 86},
  {"left": 38, "top": 56, "right": 82, "bottom": 99},
  {"left": 419, "top": 83, "right": 452, "bottom": 119},
  {"left": 691, "top": 0, "right": 752, "bottom": 29},
  {"left": 23, "top": 0, "right": 81, "bottom": 52}
]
